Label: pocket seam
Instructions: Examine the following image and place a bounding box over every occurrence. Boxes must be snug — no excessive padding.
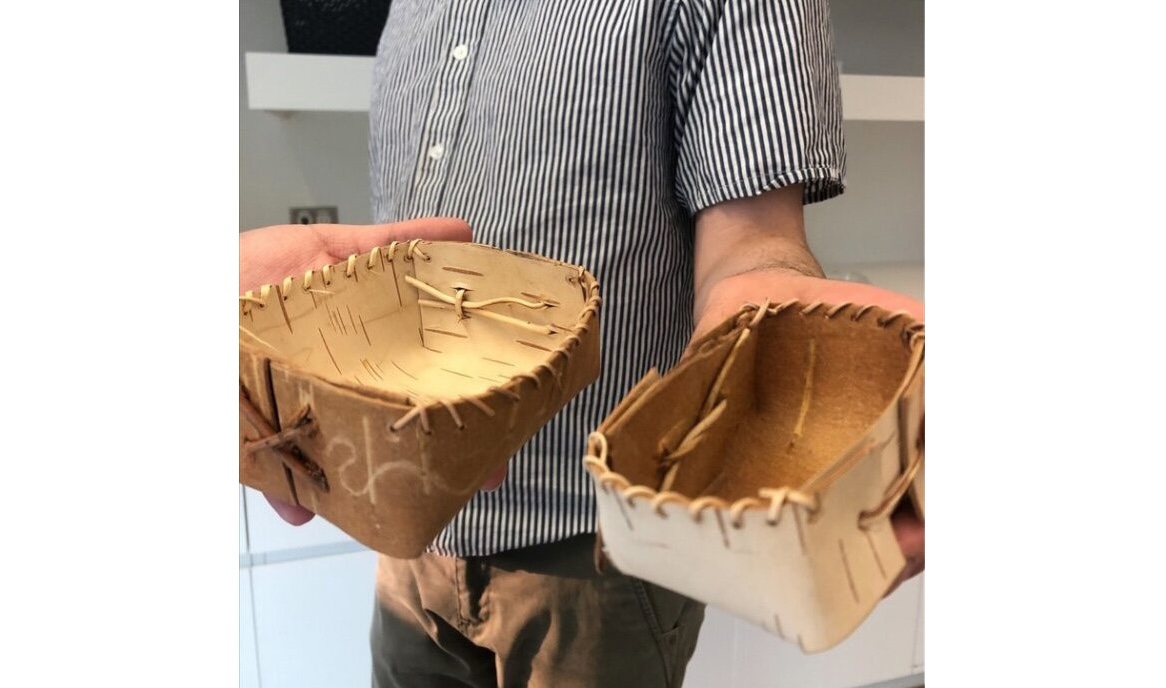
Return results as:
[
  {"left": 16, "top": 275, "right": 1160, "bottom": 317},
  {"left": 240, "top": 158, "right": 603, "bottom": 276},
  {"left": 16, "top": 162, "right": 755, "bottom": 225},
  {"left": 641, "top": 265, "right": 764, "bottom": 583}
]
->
[{"left": 629, "top": 578, "right": 679, "bottom": 685}]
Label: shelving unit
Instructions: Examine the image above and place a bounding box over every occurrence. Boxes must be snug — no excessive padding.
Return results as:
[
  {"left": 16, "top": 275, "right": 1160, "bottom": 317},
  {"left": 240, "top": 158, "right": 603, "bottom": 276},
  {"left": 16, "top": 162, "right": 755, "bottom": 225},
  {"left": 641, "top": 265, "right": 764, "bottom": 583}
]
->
[{"left": 244, "top": 52, "right": 924, "bottom": 121}]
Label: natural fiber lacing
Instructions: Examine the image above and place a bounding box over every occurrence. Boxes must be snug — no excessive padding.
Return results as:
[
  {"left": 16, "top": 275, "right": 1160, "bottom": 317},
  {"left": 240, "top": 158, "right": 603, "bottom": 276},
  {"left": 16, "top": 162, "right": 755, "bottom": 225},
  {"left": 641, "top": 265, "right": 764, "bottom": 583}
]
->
[
  {"left": 242, "top": 240, "right": 602, "bottom": 436},
  {"left": 405, "top": 275, "right": 562, "bottom": 335},
  {"left": 239, "top": 240, "right": 432, "bottom": 311},
  {"left": 586, "top": 299, "right": 924, "bottom": 530},
  {"left": 239, "top": 385, "right": 329, "bottom": 493},
  {"left": 586, "top": 432, "right": 821, "bottom": 527},
  {"left": 657, "top": 300, "right": 772, "bottom": 492}
]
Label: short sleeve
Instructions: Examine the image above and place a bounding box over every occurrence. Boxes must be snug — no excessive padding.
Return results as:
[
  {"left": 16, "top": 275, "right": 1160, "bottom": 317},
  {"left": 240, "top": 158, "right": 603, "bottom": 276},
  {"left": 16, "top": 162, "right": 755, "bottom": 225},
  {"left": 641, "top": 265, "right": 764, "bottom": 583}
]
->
[{"left": 668, "top": 0, "right": 846, "bottom": 214}]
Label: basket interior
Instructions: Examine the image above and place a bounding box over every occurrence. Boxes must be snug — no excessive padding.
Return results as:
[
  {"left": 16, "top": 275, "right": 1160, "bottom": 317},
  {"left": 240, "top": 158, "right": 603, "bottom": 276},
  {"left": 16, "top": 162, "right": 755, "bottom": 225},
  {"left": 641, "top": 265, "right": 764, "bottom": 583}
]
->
[
  {"left": 701, "top": 312, "right": 912, "bottom": 499},
  {"left": 605, "top": 307, "right": 915, "bottom": 501},
  {"left": 240, "top": 244, "right": 591, "bottom": 403}
]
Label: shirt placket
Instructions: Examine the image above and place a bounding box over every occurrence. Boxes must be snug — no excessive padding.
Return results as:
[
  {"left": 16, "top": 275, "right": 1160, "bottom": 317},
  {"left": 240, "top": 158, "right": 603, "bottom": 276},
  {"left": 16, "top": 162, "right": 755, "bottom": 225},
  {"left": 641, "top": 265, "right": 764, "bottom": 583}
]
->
[{"left": 409, "top": 0, "right": 490, "bottom": 216}]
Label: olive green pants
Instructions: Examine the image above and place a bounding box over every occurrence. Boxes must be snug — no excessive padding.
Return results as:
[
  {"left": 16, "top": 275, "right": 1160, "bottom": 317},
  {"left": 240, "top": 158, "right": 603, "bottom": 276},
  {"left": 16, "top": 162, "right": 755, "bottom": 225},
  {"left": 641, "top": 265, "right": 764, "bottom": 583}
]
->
[{"left": 371, "top": 534, "right": 705, "bottom": 688}]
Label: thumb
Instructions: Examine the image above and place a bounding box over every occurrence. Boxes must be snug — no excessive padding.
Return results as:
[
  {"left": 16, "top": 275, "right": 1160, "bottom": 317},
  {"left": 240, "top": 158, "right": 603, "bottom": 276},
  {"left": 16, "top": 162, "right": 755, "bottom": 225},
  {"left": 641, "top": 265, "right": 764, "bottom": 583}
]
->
[
  {"left": 263, "top": 493, "right": 316, "bottom": 526},
  {"left": 317, "top": 217, "right": 473, "bottom": 257}
]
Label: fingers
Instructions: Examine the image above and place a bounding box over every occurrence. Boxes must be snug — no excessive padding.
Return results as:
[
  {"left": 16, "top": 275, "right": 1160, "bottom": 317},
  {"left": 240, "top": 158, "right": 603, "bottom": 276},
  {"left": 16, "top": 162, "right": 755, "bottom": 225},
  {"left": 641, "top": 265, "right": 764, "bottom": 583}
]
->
[
  {"left": 480, "top": 466, "right": 508, "bottom": 492},
  {"left": 884, "top": 505, "right": 925, "bottom": 597},
  {"left": 805, "top": 277, "right": 925, "bottom": 321},
  {"left": 884, "top": 554, "right": 925, "bottom": 598},
  {"left": 263, "top": 463, "right": 504, "bottom": 536},
  {"left": 315, "top": 217, "right": 473, "bottom": 258},
  {"left": 747, "top": 271, "right": 923, "bottom": 321},
  {"left": 239, "top": 217, "right": 474, "bottom": 294},
  {"left": 263, "top": 493, "right": 317, "bottom": 526},
  {"left": 892, "top": 507, "right": 925, "bottom": 563}
]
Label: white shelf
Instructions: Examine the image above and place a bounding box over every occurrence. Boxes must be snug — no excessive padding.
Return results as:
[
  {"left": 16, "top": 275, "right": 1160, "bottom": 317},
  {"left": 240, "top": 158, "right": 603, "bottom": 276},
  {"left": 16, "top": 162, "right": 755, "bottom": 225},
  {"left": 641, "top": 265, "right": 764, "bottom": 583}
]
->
[
  {"left": 839, "top": 74, "right": 924, "bottom": 123},
  {"left": 245, "top": 53, "right": 375, "bottom": 113},
  {"left": 244, "top": 52, "right": 923, "bottom": 122}
]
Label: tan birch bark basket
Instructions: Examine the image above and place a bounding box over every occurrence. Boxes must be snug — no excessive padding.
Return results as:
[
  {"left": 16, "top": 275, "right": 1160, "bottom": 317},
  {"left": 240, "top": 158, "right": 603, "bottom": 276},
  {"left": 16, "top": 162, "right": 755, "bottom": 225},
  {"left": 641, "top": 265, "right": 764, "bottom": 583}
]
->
[
  {"left": 584, "top": 300, "right": 924, "bottom": 653},
  {"left": 239, "top": 240, "right": 601, "bottom": 558}
]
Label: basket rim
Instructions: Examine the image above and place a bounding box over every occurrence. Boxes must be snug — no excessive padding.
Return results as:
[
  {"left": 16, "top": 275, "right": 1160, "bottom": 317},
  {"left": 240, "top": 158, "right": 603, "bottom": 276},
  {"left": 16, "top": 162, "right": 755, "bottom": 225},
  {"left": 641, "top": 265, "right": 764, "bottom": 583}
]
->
[
  {"left": 240, "top": 240, "right": 602, "bottom": 427},
  {"left": 584, "top": 299, "right": 924, "bottom": 526}
]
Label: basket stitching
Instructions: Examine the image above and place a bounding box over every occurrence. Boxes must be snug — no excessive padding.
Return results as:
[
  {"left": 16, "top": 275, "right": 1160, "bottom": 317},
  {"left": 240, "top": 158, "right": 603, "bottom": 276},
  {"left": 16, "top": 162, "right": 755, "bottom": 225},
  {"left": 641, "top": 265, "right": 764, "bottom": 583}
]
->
[
  {"left": 876, "top": 310, "right": 911, "bottom": 326},
  {"left": 649, "top": 491, "right": 687, "bottom": 517},
  {"left": 658, "top": 304, "right": 761, "bottom": 491},
  {"left": 583, "top": 301, "right": 923, "bottom": 529},
  {"left": 516, "top": 372, "right": 542, "bottom": 390},
  {"left": 439, "top": 399, "right": 466, "bottom": 431},
  {"left": 825, "top": 302, "right": 852, "bottom": 318},
  {"left": 658, "top": 399, "right": 727, "bottom": 492},
  {"left": 852, "top": 304, "right": 875, "bottom": 321},
  {"left": 462, "top": 395, "right": 496, "bottom": 418},
  {"left": 243, "top": 242, "right": 601, "bottom": 433}
]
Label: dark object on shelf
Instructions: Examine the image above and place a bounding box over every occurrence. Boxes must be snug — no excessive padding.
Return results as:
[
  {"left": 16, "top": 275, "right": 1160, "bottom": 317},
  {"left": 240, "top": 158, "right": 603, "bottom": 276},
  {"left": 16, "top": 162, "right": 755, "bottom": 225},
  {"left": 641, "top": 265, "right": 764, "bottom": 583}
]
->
[{"left": 280, "top": 0, "right": 391, "bottom": 56}]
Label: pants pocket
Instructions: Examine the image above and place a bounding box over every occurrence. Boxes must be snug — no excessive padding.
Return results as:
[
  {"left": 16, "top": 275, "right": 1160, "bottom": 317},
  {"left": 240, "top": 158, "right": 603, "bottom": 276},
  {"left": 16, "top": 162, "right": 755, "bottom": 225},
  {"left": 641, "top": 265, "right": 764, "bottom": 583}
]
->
[{"left": 628, "top": 578, "right": 705, "bottom": 686}]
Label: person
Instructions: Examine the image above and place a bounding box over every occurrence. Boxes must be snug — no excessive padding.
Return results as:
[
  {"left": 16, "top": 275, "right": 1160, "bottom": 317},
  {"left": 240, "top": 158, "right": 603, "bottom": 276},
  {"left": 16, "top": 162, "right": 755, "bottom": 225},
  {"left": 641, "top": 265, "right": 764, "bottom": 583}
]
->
[{"left": 239, "top": 0, "right": 924, "bottom": 685}]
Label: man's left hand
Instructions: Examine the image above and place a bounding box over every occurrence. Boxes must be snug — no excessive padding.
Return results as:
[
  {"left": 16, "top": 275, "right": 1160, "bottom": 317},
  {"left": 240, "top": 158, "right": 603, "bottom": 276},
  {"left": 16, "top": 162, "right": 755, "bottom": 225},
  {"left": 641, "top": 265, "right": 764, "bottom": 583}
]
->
[{"left": 694, "top": 268, "right": 925, "bottom": 595}]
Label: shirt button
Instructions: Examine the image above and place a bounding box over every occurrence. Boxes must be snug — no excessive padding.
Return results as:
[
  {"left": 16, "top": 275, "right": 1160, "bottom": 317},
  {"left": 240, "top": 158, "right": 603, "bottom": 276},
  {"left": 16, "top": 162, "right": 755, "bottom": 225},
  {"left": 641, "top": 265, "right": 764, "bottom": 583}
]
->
[
  {"left": 427, "top": 143, "right": 445, "bottom": 160},
  {"left": 451, "top": 44, "right": 470, "bottom": 61}
]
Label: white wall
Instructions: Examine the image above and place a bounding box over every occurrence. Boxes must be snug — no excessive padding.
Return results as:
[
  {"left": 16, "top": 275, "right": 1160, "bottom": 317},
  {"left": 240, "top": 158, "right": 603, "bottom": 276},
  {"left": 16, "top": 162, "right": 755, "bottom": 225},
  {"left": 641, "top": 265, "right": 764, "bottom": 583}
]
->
[
  {"left": 831, "top": 0, "right": 924, "bottom": 77},
  {"left": 808, "top": 120, "right": 925, "bottom": 267},
  {"left": 240, "top": 0, "right": 373, "bottom": 231}
]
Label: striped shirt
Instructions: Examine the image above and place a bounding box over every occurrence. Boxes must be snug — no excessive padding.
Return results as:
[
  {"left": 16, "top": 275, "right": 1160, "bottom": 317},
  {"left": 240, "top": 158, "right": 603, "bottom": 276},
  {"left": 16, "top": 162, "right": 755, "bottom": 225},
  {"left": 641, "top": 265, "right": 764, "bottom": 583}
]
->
[{"left": 369, "top": 0, "right": 846, "bottom": 557}]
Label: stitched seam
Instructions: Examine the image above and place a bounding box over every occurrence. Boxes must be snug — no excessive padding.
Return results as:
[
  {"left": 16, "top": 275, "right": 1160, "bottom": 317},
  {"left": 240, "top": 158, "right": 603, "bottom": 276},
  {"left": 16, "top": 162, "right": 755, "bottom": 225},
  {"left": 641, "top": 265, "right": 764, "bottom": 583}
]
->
[
  {"left": 631, "top": 580, "right": 676, "bottom": 685},
  {"left": 452, "top": 560, "right": 470, "bottom": 635}
]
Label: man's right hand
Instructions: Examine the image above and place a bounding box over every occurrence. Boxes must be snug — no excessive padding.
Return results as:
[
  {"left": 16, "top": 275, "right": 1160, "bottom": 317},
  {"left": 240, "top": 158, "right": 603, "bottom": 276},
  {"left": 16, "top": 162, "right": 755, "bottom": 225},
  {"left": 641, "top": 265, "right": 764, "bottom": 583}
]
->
[{"left": 240, "top": 218, "right": 500, "bottom": 525}]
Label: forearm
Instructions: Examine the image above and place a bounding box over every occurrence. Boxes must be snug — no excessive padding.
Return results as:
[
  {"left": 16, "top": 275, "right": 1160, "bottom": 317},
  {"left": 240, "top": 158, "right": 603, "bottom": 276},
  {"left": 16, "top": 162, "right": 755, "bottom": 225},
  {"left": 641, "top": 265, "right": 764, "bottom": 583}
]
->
[
  {"left": 690, "top": 185, "right": 923, "bottom": 342},
  {"left": 692, "top": 185, "right": 824, "bottom": 336},
  {"left": 693, "top": 232, "right": 824, "bottom": 321}
]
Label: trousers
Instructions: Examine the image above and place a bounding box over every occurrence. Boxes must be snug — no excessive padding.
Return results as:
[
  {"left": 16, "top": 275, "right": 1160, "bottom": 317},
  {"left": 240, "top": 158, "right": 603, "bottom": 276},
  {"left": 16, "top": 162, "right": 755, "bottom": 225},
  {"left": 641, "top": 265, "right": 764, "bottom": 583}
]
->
[{"left": 370, "top": 533, "right": 706, "bottom": 688}]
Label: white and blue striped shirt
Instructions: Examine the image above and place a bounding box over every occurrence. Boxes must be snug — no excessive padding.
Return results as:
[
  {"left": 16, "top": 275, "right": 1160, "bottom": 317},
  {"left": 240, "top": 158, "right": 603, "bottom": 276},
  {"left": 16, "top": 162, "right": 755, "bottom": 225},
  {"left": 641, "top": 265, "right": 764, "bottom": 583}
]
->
[{"left": 369, "top": 0, "right": 846, "bottom": 557}]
